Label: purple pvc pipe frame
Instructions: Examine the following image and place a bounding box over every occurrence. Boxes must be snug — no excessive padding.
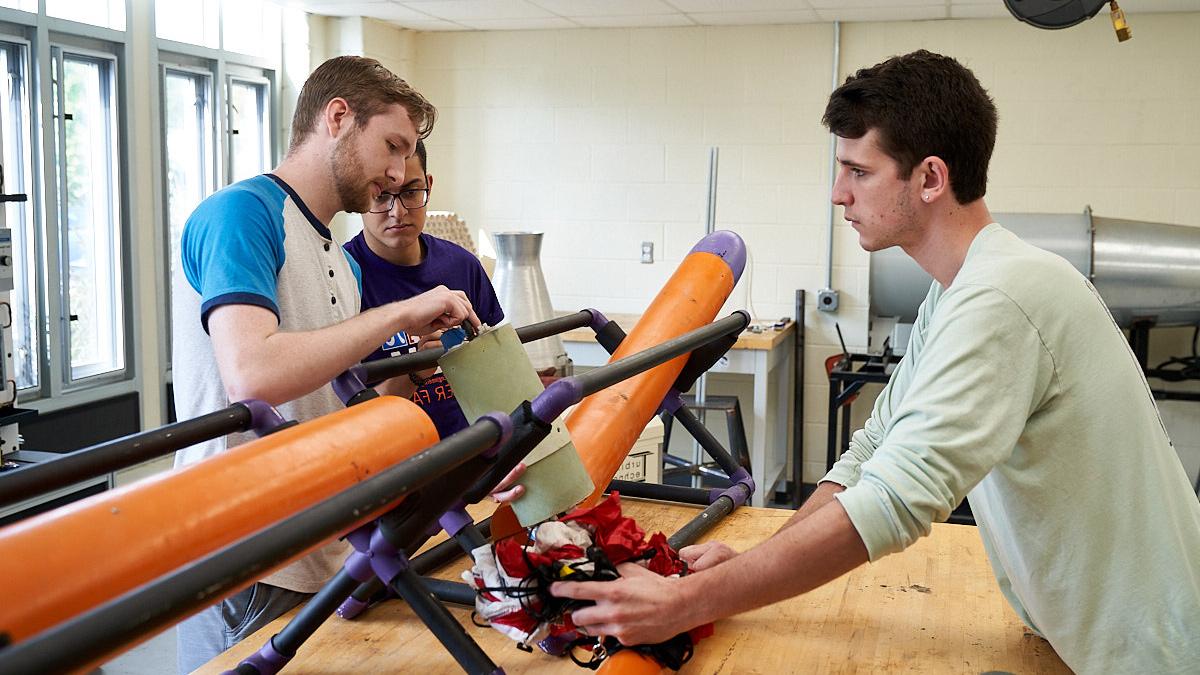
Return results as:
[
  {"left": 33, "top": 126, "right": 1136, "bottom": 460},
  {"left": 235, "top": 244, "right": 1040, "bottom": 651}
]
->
[
  {"left": 239, "top": 399, "right": 289, "bottom": 437},
  {"left": 434, "top": 411, "right": 513, "bottom": 537},
  {"left": 338, "top": 410, "right": 512, "bottom": 617}
]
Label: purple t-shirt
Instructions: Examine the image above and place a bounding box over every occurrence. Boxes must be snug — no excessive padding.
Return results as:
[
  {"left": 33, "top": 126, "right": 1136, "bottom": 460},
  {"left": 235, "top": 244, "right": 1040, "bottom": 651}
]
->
[{"left": 344, "top": 232, "right": 504, "bottom": 439}]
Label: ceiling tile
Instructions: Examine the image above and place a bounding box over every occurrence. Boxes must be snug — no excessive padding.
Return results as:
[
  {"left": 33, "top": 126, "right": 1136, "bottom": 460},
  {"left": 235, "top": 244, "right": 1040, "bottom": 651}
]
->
[
  {"left": 383, "top": 17, "right": 466, "bottom": 30},
  {"left": 572, "top": 13, "right": 695, "bottom": 27},
  {"left": 402, "top": 0, "right": 552, "bottom": 21},
  {"left": 459, "top": 16, "right": 579, "bottom": 29},
  {"left": 950, "top": 4, "right": 1011, "bottom": 19},
  {"left": 529, "top": 0, "right": 679, "bottom": 17},
  {"left": 690, "top": 9, "right": 819, "bottom": 25},
  {"left": 809, "top": 0, "right": 928, "bottom": 8},
  {"left": 665, "top": 0, "right": 814, "bottom": 11},
  {"left": 297, "top": 1, "right": 395, "bottom": 17},
  {"left": 817, "top": 5, "right": 948, "bottom": 22}
]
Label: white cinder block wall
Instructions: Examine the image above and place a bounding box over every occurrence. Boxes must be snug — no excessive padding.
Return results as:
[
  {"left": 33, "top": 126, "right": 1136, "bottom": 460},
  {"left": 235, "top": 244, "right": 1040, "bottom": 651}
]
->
[{"left": 317, "top": 14, "right": 1200, "bottom": 488}]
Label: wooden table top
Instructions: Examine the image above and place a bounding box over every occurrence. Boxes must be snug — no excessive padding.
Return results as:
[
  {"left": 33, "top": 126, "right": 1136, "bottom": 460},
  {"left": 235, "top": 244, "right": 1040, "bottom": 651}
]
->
[
  {"left": 200, "top": 499, "right": 1068, "bottom": 674},
  {"left": 558, "top": 313, "right": 795, "bottom": 352}
]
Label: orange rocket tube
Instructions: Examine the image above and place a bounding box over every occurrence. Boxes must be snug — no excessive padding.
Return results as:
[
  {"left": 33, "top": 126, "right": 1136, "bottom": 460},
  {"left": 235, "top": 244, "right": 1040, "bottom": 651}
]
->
[
  {"left": 489, "top": 232, "right": 745, "bottom": 538},
  {"left": 571, "top": 232, "right": 743, "bottom": 507},
  {"left": 0, "top": 396, "right": 437, "bottom": 644},
  {"left": 598, "top": 650, "right": 666, "bottom": 675}
]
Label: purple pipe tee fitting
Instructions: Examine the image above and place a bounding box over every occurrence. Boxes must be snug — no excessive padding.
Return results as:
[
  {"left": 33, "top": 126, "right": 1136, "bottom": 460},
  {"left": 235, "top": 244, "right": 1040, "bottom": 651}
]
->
[{"left": 708, "top": 467, "right": 755, "bottom": 508}]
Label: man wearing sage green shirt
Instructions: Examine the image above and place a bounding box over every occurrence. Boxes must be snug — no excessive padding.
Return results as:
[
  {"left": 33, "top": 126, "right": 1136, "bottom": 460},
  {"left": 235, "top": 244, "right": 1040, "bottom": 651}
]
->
[{"left": 553, "top": 50, "right": 1200, "bottom": 673}]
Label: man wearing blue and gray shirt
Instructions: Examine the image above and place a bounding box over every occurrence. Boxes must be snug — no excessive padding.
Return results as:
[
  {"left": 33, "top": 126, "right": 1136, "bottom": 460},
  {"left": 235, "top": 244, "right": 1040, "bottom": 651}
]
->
[{"left": 171, "top": 56, "right": 479, "bottom": 672}]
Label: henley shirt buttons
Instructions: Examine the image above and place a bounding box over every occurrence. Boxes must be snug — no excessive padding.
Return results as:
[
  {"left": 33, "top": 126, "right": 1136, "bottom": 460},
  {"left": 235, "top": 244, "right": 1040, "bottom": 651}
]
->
[
  {"left": 323, "top": 243, "right": 330, "bottom": 252},
  {"left": 331, "top": 296, "right": 337, "bottom": 305},
  {"left": 328, "top": 270, "right": 334, "bottom": 277}
]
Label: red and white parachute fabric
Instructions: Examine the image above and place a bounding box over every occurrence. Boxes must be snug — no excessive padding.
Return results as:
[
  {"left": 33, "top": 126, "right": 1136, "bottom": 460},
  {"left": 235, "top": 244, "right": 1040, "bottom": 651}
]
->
[{"left": 463, "top": 493, "right": 688, "bottom": 649}]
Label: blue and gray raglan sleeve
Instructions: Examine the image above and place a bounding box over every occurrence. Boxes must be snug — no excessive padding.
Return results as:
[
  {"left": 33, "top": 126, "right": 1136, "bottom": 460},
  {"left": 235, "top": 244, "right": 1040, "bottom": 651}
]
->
[{"left": 180, "top": 183, "right": 287, "bottom": 333}]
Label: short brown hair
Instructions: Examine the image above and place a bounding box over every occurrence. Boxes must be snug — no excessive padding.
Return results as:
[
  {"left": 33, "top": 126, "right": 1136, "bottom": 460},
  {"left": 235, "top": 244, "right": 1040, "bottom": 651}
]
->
[
  {"left": 288, "top": 56, "right": 437, "bottom": 153},
  {"left": 822, "top": 50, "right": 997, "bottom": 204}
]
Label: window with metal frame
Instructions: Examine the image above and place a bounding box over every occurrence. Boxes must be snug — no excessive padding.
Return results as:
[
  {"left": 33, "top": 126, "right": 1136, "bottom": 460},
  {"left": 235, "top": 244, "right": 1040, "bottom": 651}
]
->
[
  {"left": 0, "top": 39, "right": 36, "bottom": 393},
  {"left": 227, "top": 75, "right": 271, "bottom": 183},
  {"left": 51, "top": 47, "right": 125, "bottom": 383},
  {"left": 160, "top": 62, "right": 216, "bottom": 369}
]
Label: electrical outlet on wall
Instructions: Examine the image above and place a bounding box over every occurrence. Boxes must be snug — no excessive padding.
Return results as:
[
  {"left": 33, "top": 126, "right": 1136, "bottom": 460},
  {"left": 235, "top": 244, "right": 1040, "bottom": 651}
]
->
[{"left": 641, "top": 241, "right": 654, "bottom": 264}]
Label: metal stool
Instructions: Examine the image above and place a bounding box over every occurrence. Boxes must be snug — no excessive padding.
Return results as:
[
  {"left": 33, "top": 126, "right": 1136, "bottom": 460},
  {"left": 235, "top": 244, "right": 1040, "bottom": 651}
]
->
[{"left": 661, "top": 394, "right": 750, "bottom": 484}]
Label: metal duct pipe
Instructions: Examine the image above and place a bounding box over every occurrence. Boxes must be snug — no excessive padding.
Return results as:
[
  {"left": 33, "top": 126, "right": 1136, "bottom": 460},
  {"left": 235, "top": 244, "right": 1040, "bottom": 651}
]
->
[
  {"left": 491, "top": 231, "right": 570, "bottom": 372},
  {"left": 869, "top": 210, "right": 1200, "bottom": 327}
]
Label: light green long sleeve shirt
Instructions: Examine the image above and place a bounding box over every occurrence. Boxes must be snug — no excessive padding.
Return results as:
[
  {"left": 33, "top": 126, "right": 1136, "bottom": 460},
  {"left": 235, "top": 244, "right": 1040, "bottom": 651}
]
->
[{"left": 826, "top": 223, "right": 1200, "bottom": 674}]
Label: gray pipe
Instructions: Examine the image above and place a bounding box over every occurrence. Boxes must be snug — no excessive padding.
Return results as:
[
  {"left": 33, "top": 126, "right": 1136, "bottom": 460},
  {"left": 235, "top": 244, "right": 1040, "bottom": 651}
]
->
[
  {"left": 825, "top": 20, "right": 841, "bottom": 291},
  {"left": 869, "top": 210, "right": 1200, "bottom": 327}
]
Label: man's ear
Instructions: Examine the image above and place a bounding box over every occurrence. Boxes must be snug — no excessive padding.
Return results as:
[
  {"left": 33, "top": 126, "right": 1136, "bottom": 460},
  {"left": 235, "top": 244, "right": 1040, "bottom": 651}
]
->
[
  {"left": 323, "top": 97, "right": 352, "bottom": 139},
  {"left": 426, "top": 174, "right": 434, "bottom": 192},
  {"left": 918, "top": 156, "right": 950, "bottom": 203}
]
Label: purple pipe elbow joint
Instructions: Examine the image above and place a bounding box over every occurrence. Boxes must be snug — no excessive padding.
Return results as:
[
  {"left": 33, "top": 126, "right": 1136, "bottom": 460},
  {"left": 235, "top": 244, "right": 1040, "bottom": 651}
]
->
[
  {"left": 330, "top": 365, "right": 368, "bottom": 406},
  {"left": 479, "top": 412, "right": 513, "bottom": 459},
  {"left": 708, "top": 467, "right": 755, "bottom": 508},
  {"left": 239, "top": 399, "right": 288, "bottom": 437},
  {"left": 689, "top": 230, "right": 747, "bottom": 285},
  {"left": 657, "top": 389, "right": 684, "bottom": 416},
  {"left": 584, "top": 308, "right": 610, "bottom": 333},
  {"left": 230, "top": 639, "right": 289, "bottom": 675},
  {"left": 530, "top": 377, "right": 584, "bottom": 425}
]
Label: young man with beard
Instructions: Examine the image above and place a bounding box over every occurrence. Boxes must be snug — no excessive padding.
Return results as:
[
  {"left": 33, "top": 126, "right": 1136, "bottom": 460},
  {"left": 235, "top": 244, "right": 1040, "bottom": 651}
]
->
[
  {"left": 552, "top": 50, "right": 1200, "bottom": 673},
  {"left": 343, "top": 140, "right": 507, "bottom": 443},
  {"left": 171, "top": 56, "right": 480, "bottom": 672}
]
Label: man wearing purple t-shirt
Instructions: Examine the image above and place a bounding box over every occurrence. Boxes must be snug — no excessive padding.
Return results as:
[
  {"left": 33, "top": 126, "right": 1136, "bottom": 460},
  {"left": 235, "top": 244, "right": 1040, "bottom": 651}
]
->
[{"left": 344, "top": 140, "right": 504, "bottom": 440}]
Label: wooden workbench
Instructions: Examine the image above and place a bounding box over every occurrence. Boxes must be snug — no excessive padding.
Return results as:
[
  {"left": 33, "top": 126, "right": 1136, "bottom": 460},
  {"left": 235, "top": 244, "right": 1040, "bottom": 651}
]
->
[{"left": 200, "top": 499, "right": 1068, "bottom": 674}]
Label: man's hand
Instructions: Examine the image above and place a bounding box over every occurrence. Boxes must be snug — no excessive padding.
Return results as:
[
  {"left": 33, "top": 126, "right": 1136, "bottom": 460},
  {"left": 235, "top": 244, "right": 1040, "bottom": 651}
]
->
[
  {"left": 489, "top": 462, "right": 526, "bottom": 503},
  {"left": 395, "top": 286, "right": 479, "bottom": 336},
  {"left": 551, "top": 563, "right": 701, "bottom": 646},
  {"left": 411, "top": 330, "right": 445, "bottom": 381},
  {"left": 680, "top": 541, "right": 739, "bottom": 571}
]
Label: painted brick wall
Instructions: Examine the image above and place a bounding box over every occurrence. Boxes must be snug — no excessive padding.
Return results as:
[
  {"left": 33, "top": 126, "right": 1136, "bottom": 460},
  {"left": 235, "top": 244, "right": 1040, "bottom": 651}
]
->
[{"left": 403, "top": 14, "right": 1199, "bottom": 487}]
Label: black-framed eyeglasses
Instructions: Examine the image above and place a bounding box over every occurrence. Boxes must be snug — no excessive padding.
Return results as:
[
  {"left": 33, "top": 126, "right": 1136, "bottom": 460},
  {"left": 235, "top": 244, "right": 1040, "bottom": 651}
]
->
[{"left": 368, "top": 188, "right": 430, "bottom": 213}]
